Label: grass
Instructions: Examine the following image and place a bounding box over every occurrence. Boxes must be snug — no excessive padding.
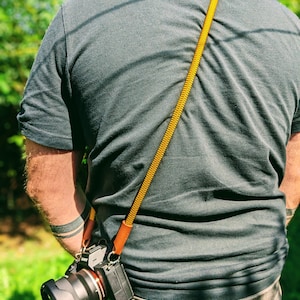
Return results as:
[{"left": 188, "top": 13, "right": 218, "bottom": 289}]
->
[{"left": 0, "top": 221, "right": 73, "bottom": 300}]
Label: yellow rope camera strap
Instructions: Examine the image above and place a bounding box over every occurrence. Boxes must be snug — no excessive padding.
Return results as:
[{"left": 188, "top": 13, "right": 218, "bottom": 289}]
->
[{"left": 113, "top": 0, "right": 219, "bottom": 256}]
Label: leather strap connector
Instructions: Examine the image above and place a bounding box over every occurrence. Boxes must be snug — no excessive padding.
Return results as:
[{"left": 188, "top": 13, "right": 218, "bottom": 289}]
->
[
  {"left": 113, "top": 220, "right": 133, "bottom": 256},
  {"left": 82, "top": 207, "right": 96, "bottom": 248}
]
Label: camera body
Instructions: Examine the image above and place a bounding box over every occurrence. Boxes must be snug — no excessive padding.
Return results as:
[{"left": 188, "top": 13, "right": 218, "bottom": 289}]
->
[
  {"left": 96, "top": 260, "right": 134, "bottom": 300},
  {"left": 41, "top": 244, "right": 134, "bottom": 300}
]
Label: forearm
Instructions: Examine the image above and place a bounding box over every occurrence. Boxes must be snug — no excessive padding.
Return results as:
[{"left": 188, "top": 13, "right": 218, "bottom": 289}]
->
[
  {"left": 279, "top": 132, "right": 300, "bottom": 225},
  {"left": 42, "top": 185, "right": 88, "bottom": 256},
  {"left": 25, "top": 139, "right": 87, "bottom": 256}
]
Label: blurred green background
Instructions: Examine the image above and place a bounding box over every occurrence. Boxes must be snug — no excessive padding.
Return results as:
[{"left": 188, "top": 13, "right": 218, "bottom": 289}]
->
[{"left": 0, "top": 0, "right": 300, "bottom": 299}]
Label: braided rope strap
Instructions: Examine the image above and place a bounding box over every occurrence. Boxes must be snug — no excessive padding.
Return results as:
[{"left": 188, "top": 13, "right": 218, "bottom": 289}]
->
[{"left": 113, "top": 0, "right": 219, "bottom": 256}]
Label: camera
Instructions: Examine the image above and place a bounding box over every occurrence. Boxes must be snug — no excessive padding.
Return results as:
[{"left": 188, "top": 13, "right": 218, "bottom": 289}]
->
[{"left": 41, "top": 244, "right": 134, "bottom": 300}]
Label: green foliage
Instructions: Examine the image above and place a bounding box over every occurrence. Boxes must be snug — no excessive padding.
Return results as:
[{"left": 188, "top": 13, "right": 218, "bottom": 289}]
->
[
  {"left": 281, "top": 210, "right": 300, "bottom": 300},
  {"left": 280, "top": 0, "right": 300, "bottom": 16},
  {"left": 0, "top": 105, "right": 25, "bottom": 215},
  {"left": 0, "top": 0, "right": 62, "bottom": 214},
  {"left": 0, "top": 0, "right": 62, "bottom": 105}
]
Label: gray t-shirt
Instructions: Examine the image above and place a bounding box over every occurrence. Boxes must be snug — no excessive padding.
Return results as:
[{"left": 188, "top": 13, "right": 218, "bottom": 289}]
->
[{"left": 18, "top": 0, "right": 300, "bottom": 299}]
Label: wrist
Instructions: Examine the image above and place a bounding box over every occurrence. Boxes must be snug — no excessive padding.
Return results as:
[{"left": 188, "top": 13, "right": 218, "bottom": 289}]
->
[
  {"left": 49, "top": 200, "right": 91, "bottom": 239},
  {"left": 286, "top": 207, "right": 297, "bottom": 226}
]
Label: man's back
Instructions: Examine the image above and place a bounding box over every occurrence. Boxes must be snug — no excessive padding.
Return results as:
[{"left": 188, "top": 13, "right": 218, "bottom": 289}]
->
[{"left": 18, "top": 0, "right": 300, "bottom": 299}]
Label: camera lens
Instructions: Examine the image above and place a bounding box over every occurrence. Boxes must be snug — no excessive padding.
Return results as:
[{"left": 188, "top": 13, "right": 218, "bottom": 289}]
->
[{"left": 41, "top": 269, "right": 105, "bottom": 300}]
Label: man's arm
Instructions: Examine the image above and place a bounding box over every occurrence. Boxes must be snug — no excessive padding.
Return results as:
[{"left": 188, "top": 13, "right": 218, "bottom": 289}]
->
[
  {"left": 279, "top": 132, "right": 300, "bottom": 225},
  {"left": 25, "top": 139, "right": 87, "bottom": 256}
]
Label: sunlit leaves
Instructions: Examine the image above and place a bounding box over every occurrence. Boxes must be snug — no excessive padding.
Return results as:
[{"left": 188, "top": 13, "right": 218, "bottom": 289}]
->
[
  {"left": 0, "top": 0, "right": 62, "bottom": 105},
  {"left": 280, "top": 0, "right": 300, "bottom": 16}
]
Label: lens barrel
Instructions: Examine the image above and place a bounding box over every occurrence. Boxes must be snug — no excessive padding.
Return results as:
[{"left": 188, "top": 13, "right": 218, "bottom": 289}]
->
[{"left": 41, "top": 269, "right": 105, "bottom": 300}]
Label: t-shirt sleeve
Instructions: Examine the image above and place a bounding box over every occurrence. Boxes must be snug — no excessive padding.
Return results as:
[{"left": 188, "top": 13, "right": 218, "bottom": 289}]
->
[{"left": 17, "top": 8, "right": 84, "bottom": 150}]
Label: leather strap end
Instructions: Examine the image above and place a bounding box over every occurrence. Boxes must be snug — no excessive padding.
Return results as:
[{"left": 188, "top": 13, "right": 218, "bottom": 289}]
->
[{"left": 113, "top": 220, "right": 133, "bottom": 256}]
